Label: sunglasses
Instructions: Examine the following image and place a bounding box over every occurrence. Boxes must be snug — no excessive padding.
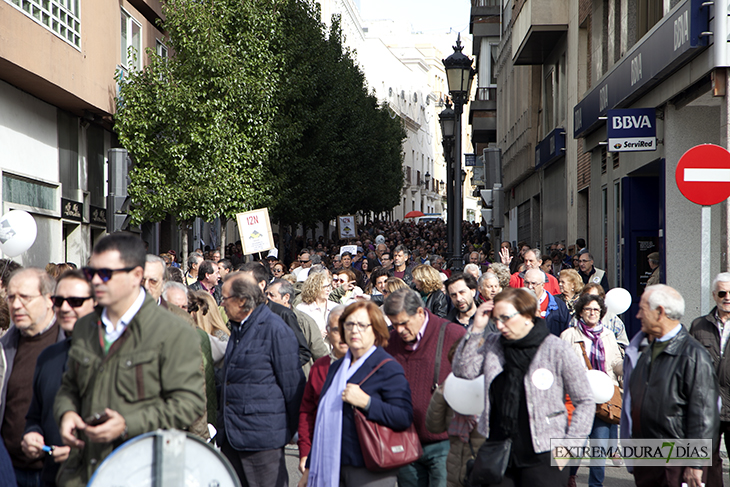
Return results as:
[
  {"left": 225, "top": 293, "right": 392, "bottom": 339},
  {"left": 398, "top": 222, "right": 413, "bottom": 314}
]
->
[
  {"left": 718, "top": 291, "right": 729, "bottom": 298},
  {"left": 52, "top": 296, "right": 93, "bottom": 308},
  {"left": 82, "top": 266, "right": 137, "bottom": 283}
]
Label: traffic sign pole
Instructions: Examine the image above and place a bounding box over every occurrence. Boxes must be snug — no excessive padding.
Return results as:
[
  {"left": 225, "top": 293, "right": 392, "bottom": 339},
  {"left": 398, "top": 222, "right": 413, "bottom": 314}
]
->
[
  {"left": 676, "top": 144, "right": 730, "bottom": 313},
  {"left": 702, "top": 206, "right": 711, "bottom": 315}
]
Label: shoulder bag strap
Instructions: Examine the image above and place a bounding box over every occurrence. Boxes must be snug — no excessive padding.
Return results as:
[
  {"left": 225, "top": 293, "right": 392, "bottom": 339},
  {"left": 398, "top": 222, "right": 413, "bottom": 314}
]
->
[
  {"left": 358, "top": 358, "right": 393, "bottom": 386},
  {"left": 432, "top": 322, "right": 448, "bottom": 392},
  {"left": 578, "top": 341, "right": 593, "bottom": 370}
]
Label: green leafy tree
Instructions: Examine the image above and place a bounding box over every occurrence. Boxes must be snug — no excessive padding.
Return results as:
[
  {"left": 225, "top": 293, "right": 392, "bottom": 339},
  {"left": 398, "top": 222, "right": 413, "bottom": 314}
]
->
[
  {"left": 115, "top": 0, "right": 282, "bottom": 260},
  {"left": 269, "top": 7, "right": 405, "bottom": 250}
]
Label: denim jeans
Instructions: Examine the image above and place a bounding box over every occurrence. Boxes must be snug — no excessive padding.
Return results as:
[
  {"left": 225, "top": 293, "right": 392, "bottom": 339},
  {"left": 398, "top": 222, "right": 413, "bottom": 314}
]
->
[
  {"left": 397, "top": 440, "right": 450, "bottom": 487},
  {"left": 569, "top": 417, "right": 617, "bottom": 487},
  {"left": 14, "top": 467, "right": 42, "bottom": 487}
]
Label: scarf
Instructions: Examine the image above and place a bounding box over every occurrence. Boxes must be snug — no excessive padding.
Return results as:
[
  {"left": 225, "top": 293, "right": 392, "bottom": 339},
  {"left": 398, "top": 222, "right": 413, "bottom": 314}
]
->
[
  {"left": 308, "top": 345, "right": 377, "bottom": 487},
  {"left": 499, "top": 320, "right": 550, "bottom": 436},
  {"left": 578, "top": 320, "right": 606, "bottom": 372}
]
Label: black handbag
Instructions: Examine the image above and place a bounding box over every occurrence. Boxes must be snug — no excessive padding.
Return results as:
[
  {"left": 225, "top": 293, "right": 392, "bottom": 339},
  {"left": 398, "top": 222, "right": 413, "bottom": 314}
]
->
[{"left": 466, "top": 438, "right": 512, "bottom": 486}]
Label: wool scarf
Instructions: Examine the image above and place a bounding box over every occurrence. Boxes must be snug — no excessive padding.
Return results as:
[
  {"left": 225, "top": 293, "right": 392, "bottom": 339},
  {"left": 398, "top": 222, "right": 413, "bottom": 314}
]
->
[
  {"left": 499, "top": 320, "right": 550, "bottom": 436},
  {"left": 578, "top": 320, "right": 606, "bottom": 372},
  {"left": 307, "top": 345, "right": 377, "bottom": 487}
]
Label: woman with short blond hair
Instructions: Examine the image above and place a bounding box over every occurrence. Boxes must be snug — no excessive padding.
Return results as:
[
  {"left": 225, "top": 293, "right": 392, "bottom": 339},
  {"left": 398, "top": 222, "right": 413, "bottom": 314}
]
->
[{"left": 412, "top": 264, "right": 449, "bottom": 318}]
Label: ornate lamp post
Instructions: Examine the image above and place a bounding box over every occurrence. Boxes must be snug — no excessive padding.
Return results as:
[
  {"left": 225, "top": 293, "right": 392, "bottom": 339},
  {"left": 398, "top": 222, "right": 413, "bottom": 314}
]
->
[
  {"left": 443, "top": 33, "right": 475, "bottom": 271},
  {"left": 439, "top": 102, "right": 455, "bottom": 260}
]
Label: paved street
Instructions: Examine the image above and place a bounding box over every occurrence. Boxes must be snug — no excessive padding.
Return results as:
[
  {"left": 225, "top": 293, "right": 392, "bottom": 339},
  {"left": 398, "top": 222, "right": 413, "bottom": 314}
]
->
[{"left": 282, "top": 445, "right": 730, "bottom": 486}]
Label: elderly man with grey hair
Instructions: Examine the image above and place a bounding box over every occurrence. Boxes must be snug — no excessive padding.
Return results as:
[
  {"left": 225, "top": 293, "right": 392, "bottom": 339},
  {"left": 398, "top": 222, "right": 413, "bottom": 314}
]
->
[
  {"left": 186, "top": 252, "right": 204, "bottom": 286},
  {"left": 143, "top": 254, "right": 168, "bottom": 303},
  {"left": 507, "top": 248, "right": 561, "bottom": 295},
  {"left": 627, "top": 284, "right": 719, "bottom": 487},
  {"left": 689, "top": 272, "right": 730, "bottom": 486},
  {"left": 266, "top": 278, "right": 328, "bottom": 376},
  {"left": 384, "top": 288, "right": 466, "bottom": 487}
]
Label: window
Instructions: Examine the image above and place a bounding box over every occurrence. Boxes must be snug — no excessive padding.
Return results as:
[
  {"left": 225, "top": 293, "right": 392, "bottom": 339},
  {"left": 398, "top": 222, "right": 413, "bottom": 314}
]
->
[
  {"left": 5, "top": 0, "right": 81, "bottom": 48},
  {"left": 121, "top": 9, "right": 141, "bottom": 71},
  {"left": 3, "top": 174, "right": 58, "bottom": 213},
  {"left": 489, "top": 43, "right": 499, "bottom": 86},
  {"left": 156, "top": 39, "right": 168, "bottom": 59},
  {"left": 544, "top": 69, "right": 555, "bottom": 135}
]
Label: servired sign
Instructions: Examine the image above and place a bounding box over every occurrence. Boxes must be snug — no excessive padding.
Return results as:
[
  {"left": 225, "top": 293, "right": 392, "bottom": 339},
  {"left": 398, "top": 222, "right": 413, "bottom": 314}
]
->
[
  {"left": 675, "top": 144, "right": 730, "bottom": 206},
  {"left": 607, "top": 108, "right": 656, "bottom": 152}
]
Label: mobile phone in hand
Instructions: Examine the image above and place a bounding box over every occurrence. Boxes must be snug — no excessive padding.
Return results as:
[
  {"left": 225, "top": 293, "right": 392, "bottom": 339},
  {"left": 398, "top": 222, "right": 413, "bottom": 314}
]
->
[{"left": 84, "top": 412, "right": 110, "bottom": 426}]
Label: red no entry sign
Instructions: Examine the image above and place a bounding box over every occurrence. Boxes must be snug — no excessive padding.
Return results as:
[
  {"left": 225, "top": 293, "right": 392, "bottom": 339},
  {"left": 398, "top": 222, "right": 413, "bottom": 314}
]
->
[{"left": 675, "top": 144, "right": 730, "bottom": 206}]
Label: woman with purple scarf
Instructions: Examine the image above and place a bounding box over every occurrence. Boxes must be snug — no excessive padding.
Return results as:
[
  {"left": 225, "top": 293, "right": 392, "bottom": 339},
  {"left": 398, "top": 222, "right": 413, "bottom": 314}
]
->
[
  {"left": 299, "top": 301, "right": 413, "bottom": 487},
  {"left": 560, "top": 293, "right": 623, "bottom": 487}
]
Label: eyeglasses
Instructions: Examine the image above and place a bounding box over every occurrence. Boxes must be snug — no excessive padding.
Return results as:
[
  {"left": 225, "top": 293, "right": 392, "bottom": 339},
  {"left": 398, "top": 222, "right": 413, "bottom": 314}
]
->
[
  {"left": 717, "top": 291, "right": 729, "bottom": 298},
  {"left": 5, "top": 294, "right": 42, "bottom": 306},
  {"left": 343, "top": 321, "right": 371, "bottom": 332},
  {"left": 494, "top": 311, "right": 520, "bottom": 324},
  {"left": 583, "top": 307, "right": 602, "bottom": 314},
  {"left": 578, "top": 259, "right": 592, "bottom": 264},
  {"left": 82, "top": 266, "right": 137, "bottom": 283},
  {"left": 52, "top": 296, "right": 93, "bottom": 308},
  {"left": 299, "top": 259, "right": 310, "bottom": 263},
  {"left": 523, "top": 281, "right": 542, "bottom": 288},
  {"left": 221, "top": 295, "right": 233, "bottom": 302},
  {"left": 326, "top": 325, "right": 340, "bottom": 334},
  {"left": 557, "top": 247, "right": 565, "bottom": 252}
]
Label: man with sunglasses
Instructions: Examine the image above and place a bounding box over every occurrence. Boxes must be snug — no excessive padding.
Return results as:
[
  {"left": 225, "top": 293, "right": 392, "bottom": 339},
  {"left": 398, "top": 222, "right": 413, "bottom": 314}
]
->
[
  {"left": 292, "top": 250, "right": 313, "bottom": 281},
  {"left": 689, "top": 272, "right": 730, "bottom": 486},
  {"left": 22, "top": 270, "right": 95, "bottom": 486},
  {"left": 54, "top": 233, "right": 205, "bottom": 487},
  {"left": 0, "top": 268, "right": 63, "bottom": 487}
]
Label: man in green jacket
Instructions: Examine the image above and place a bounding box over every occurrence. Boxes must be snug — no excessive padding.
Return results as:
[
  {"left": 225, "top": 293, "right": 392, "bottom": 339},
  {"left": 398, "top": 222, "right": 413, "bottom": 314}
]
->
[{"left": 54, "top": 233, "right": 205, "bottom": 487}]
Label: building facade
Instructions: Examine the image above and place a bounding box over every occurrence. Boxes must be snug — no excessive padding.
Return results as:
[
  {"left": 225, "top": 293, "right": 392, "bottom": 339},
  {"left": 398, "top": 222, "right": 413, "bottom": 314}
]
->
[
  {"left": 492, "top": 0, "right": 730, "bottom": 335},
  {"left": 0, "top": 0, "right": 166, "bottom": 265}
]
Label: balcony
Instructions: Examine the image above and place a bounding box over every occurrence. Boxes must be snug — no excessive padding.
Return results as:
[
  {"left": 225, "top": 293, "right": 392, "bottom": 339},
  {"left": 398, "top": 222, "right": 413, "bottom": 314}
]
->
[
  {"left": 469, "top": 87, "right": 497, "bottom": 144},
  {"left": 511, "top": 0, "right": 568, "bottom": 65}
]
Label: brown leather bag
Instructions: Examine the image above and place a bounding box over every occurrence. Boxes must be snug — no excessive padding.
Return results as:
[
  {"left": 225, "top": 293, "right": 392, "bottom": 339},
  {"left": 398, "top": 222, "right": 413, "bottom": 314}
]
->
[
  {"left": 578, "top": 342, "right": 622, "bottom": 425},
  {"left": 353, "top": 359, "right": 423, "bottom": 471}
]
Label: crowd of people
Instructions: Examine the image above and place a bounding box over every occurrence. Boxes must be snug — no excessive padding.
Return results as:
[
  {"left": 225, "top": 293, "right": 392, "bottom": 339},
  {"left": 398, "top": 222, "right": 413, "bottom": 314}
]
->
[{"left": 0, "top": 221, "right": 723, "bottom": 487}]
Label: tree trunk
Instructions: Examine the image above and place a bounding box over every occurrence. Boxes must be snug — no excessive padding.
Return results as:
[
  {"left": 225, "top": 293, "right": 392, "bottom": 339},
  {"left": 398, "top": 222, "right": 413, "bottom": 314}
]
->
[
  {"left": 181, "top": 221, "right": 190, "bottom": 272},
  {"left": 279, "top": 220, "right": 285, "bottom": 262},
  {"left": 220, "top": 216, "right": 227, "bottom": 259}
]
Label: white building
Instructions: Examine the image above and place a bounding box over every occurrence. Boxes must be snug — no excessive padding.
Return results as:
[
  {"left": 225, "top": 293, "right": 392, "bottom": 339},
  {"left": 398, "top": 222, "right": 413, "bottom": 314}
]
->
[{"left": 317, "top": 0, "right": 478, "bottom": 222}]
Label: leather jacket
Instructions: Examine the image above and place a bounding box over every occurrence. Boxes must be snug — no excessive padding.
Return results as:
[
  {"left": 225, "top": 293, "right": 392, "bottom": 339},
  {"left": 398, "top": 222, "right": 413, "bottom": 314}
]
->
[
  {"left": 628, "top": 326, "right": 719, "bottom": 442},
  {"left": 690, "top": 308, "right": 730, "bottom": 421},
  {"left": 425, "top": 290, "right": 449, "bottom": 319}
]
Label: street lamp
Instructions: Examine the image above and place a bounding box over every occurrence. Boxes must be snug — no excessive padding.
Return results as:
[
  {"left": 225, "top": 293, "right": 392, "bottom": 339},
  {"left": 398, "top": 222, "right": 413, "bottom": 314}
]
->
[
  {"left": 443, "top": 33, "right": 475, "bottom": 271},
  {"left": 439, "top": 101, "right": 456, "bottom": 260}
]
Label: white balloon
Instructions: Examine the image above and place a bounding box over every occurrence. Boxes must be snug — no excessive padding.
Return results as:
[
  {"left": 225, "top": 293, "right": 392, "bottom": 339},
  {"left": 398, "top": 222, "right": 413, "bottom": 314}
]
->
[
  {"left": 0, "top": 210, "right": 37, "bottom": 257},
  {"left": 586, "top": 370, "right": 614, "bottom": 404},
  {"left": 443, "top": 372, "right": 485, "bottom": 416},
  {"left": 605, "top": 287, "right": 632, "bottom": 315}
]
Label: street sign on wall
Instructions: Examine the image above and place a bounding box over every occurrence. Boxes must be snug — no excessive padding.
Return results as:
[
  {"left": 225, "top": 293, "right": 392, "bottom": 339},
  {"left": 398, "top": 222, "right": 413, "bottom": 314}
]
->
[
  {"left": 675, "top": 144, "right": 730, "bottom": 206},
  {"left": 607, "top": 108, "right": 656, "bottom": 152}
]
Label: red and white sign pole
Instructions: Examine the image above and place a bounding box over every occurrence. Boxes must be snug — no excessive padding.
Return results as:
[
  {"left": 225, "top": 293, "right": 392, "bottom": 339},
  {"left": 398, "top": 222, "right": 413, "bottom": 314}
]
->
[{"left": 675, "top": 144, "right": 730, "bottom": 314}]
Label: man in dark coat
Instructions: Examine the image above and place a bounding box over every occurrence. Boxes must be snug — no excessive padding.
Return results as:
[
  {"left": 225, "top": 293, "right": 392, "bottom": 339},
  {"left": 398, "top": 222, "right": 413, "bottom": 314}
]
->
[
  {"left": 239, "top": 262, "right": 311, "bottom": 367},
  {"left": 689, "top": 272, "right": 730, "bottom": 486},
  {"left": 21, "top": 270, "right": 96, "bottom": 486},
  {"left": 218, "top": 272, "right": 305, "bottom": 487},
  {"left": 631, "top": 284, "right": 719, "bottom": 487}
]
